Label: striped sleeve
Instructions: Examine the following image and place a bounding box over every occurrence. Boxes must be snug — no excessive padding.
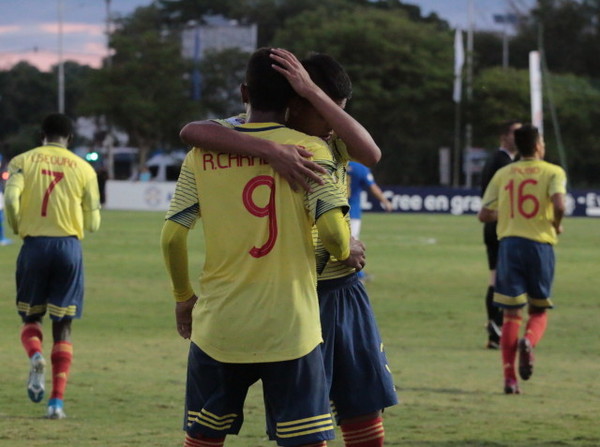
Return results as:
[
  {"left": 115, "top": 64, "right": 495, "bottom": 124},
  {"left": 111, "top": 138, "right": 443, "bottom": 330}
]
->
[
  {"left": 305, "top": 157, "right": 349, "bottom": 222},
  {"left": 165, "top": 151, "right": 200, "bottom": 228}
]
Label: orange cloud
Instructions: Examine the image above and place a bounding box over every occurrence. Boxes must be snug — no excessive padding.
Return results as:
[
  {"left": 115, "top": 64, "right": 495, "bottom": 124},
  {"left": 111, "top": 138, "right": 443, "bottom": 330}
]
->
[
  {"left": 0, "top": 25, "right": 21, "bottom": 34},
  {"left": 0, "top": 50, "right": 103, "bottom": 72}
]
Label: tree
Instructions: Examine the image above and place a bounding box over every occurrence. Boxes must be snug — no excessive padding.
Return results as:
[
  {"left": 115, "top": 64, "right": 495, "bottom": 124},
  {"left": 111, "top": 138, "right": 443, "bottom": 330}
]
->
[
  {"left": 274, "top": 7, "right": 454, "bottom": 185},
  {"left": 198, "top": 48, "right": 249, "bottom": 117},
  {"left": 157, "top": 0, "right": 449, "bottom": 47},
  {"left": 0, "top": 63, "right": 54, "bottom": 158},
  {"left": 79, "top": 4, "right": 200, "bottom": 166}
]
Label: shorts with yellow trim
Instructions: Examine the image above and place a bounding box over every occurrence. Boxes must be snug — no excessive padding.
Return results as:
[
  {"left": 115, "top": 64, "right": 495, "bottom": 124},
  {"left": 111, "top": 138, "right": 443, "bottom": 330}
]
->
[
  {"left": 494, "top": 236, "right": 555, "bottom": 309},
  {"left": 185, "top": 343, "right": 334, "bottom": 446},
  {"left": 316, "top": 273, "right": 398, "bottom": 424},
  {"left": 16, "top": 236, "right": 84, "bottom": 322}
]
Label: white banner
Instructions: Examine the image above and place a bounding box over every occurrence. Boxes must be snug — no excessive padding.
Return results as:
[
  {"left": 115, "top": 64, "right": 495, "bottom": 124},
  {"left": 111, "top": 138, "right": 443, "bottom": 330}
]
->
[{"left": 105, "top": 180, "right": 175, "bottom": 211}]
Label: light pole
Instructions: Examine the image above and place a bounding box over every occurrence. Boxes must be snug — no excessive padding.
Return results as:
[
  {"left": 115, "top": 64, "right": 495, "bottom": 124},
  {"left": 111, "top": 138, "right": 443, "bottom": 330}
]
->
[
  {"left": 493, "top": 13, "right": 517, "bottom": 69},
  {"left": 57, "top": 0, "right": 65, "bottom": 113}
]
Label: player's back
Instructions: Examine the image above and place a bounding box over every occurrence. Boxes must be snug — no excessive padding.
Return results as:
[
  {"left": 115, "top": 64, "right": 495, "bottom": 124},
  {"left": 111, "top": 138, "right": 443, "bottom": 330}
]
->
[
  {"left": 9, "top": 144, "right": 96, "bottom": 239},
  {"left": 493, "top": 159, "right": 566, "bottom": 244},
  {"left": 187, "top": 122, "right": 337, "bottom": 363}
]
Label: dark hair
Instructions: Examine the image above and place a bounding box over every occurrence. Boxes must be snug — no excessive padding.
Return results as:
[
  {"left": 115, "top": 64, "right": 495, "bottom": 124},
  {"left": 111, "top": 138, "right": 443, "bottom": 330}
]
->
[
  {"left": 498, "top": 119, "right": 521, "bottom": 137},
  {"left": 245, "top": 48, "right": 293, "bottom": 112},
  {"left": 301, "top": 53, "right": 352, "bottom": 101},
  {"left": 42, "top": 113, "right": 73, "bottom": 139},
  {"left": 514, "top": 124, "right": 539, "bottom": 157}
]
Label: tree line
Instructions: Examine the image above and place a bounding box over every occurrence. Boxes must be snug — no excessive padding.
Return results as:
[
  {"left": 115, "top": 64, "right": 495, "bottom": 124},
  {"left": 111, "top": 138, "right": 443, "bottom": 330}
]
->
[{"left": 1, "top": 0, "right": 599, "bottom": 187}]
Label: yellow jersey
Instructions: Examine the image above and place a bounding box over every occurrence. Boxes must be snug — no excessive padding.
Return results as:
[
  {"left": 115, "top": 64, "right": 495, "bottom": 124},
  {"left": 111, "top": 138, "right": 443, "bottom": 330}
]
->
[
  {"left": 214, "top": 116, "right": 355, "bottom": 281},
  {"left": 481, "top": 159, "right": 567, "bottom": 245},
  {"left": 166, "top": 123, "right": 348, "bottom": 363},
  {"left": 6, "top": 144, "right": 100, "bottom": 239}
]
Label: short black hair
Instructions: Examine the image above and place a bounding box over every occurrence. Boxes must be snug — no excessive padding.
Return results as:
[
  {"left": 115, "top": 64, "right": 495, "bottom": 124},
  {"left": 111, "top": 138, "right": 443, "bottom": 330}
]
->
[
  {"left": 42, "top": 113, "right": 73, "bottom": 139},
  {"left": 245, "top": 48, "right": 293, "bottom": 113},
  {"left": 514, "top": 124, "right": 539, "bottom": 157},
  {"left": 301, "top": 53, "right": 352, "bottom": 101},
  {"left": 499, "top": 119, "right": 521, "bottom": 137}
]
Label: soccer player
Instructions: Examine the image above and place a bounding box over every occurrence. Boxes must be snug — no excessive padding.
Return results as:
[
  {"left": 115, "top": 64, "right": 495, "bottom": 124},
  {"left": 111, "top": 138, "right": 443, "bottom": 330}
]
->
[
  {"left": 347, "top": 161, "right": 393, "bottom": 240},
  {"left": 478, "top": 124, "right": 566, "bottom": 395},
  {"left": 479, "top": 120, "right": 522, "bottom": 349},
  {"left": 179, "top": 48, "right": 398, "bottom": 447},
  {"left": 161, "top": 48, "right": 361, "bottom": 447},
  {"left": 4, "top": 113, "right": 101, "bottom": 419}
]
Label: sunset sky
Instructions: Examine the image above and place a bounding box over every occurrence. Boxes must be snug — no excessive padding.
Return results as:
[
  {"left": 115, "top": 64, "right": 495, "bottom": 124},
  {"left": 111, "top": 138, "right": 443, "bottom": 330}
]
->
[{"left": 0, "top": 0, "right": 529, "bottom": 72}]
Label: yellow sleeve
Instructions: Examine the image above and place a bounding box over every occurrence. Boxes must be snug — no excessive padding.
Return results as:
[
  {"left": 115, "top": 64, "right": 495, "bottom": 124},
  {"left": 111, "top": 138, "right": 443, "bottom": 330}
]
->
[
  {"left": 481, "top": 172, "right": 500, "bottom": 210},
  {"left": 160, "top": 219, "right": 195, "bottom": 302},
  {"left": 83, "top": 177, "right": 101, "bottom": 233},
  {"left": 315, "top": 208, "right": 350, "bottom": 261},
  {"left": 4, "top": 164, "right": 24, "bottom": 234}
]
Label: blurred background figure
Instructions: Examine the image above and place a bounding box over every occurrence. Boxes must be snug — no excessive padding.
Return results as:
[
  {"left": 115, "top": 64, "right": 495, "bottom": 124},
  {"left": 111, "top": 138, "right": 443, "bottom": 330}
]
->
[
  {"left": 479, "top": 120, "right": 522, "bottom": 349},
  {"left": 347, "top": 161, "right": 393, "bottom": 281}
]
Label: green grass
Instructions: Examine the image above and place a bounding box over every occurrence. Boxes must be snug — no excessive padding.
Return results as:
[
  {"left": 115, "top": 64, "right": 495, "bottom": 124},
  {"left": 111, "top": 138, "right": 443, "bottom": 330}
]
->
[{"left": 1, "top": 211, "right": 599, "bottom": 446}]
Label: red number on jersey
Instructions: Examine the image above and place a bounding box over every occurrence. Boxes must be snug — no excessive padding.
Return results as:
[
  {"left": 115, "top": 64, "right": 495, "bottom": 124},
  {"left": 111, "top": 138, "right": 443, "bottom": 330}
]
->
[
  {"left": 504, "top": 178, "right": 540, "bottom": 219},
  {"left": 242, "top": 175, "right": 277, "bottom": 258},
  {"left": 41, "top": 170, "right": 65, "bottom": 217}
]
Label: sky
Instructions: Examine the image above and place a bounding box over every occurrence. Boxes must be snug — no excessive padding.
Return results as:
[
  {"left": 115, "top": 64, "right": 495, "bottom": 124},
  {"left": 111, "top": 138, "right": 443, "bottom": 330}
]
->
[{"left": 0, "top": 0, "right": 535, "bottom": 72}]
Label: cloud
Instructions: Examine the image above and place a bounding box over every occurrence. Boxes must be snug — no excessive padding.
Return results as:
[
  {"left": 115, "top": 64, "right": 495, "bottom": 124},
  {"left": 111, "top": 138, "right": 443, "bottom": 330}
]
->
[
  {"left": 0, "top": 25, "right": 21, "bottom": 34},
  {"left": 38, "top": 22, "right": 105, "bottom": 36},
  {"left": 0, "top": 49, "right": 103, "bottom": 72}
]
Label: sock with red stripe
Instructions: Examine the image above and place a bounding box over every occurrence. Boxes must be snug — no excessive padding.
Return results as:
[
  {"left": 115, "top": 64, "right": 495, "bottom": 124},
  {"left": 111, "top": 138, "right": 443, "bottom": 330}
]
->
[
  {"left": 50, "top": 342, "right": 73, "bottom": 400},
  {"left": 501, "top": 314, "right": 522, "bottom": 381},
  {"left": 341, "top": 416, "right": 385, "bottom": 447},
  {"left": 525, "top": 309, "right": 548, "bottom": 347},
  {"left": 183, "top": 433, "right": 225, "bottom": 447},
  {"left": 21, "top": 323, "right": 43, "bottom": 358}
]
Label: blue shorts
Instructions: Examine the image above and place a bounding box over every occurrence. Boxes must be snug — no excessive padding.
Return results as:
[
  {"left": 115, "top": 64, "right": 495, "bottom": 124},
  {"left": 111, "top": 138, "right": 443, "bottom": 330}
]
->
[
  {"left": 316, "top": 273, "right": 398, "bottom": 423},
  {"left": 185, "top": 343, "right": 334, "bottom": 446},
  {"left": 16, "top": 236, "right": 84, "bottom": 321},
  {"left": 494, "top": 237, "right": 555, "bottom": 309}
]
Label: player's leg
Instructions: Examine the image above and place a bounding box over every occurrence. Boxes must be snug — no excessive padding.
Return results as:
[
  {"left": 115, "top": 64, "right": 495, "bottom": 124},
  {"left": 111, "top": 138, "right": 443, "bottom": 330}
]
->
[
  {"left": 43, "top": 237, "right": 86, "bottom": 419},
  {"left": 183, "top": 343, "right": 251, "bottom": 446},
  {"left": 46, "top": 318, "right": 73, "bottom": 419},
  {"left": 483, "top": 224, "right": 503, "bottom": 349},
  {"left": 500, "top": 308, "right": 522, "bottom": 394},
  {"left": 16, "top": 238, "right": 51, "bottom": 404},
  {"left": 262, "top": 346, "right": 335, "bottom": 447},
  {"left": 321, "top": 274, "right": 396, "bottom": 446},
  {"left": 519, "top": 241, "right": 555, "bottom": 381},
  {"left": 21, "top": 316, "right": 46, "bottom": 403},
  {"left": 494, "top": 237, "right": 529, "bottom": 394}
]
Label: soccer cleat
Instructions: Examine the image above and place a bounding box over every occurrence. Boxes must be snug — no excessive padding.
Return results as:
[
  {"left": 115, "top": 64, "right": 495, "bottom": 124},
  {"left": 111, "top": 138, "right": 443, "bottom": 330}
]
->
[
  {"left": 46, "top": 398, "right": 67, "bottom": 419},
  {"left": 518, "top": 337, "right": 534, "bottom": 381},
  {"left": 486, "top": 320, "right": 501, "bottom": 347},
  {"left": 486, "top": 340, "right": 500, "bottom": 350},
  {"left": 27, "top": 352, "right": 46, "bottom": 403},
  {"left": 504, "top": 378, "right": 521, "bottom": 394}
]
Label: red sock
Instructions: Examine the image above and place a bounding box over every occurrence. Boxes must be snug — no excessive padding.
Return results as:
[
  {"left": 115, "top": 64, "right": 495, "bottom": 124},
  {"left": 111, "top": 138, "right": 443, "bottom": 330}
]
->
[
  {"left": 20, "top": 323, "right": 43, "bottom": 358},
  {"left": 525, "top": 310, "right": 548, "bottom": 347},
  {"left": 50, "top": 342, "right": 73, "bottom": 400},
  {"left": 183, "top": 434, "right": 225, "bottom": 447},
  {"left": 341, "top": 416, "right": 384, "bottom": 447},
  {"left": 500, "top": 315, "right": 522, "bottom": 381}
]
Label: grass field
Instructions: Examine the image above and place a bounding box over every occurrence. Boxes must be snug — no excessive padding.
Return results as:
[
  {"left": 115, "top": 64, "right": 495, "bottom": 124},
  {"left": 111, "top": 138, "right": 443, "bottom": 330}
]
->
[{"left": 1, "top": 210, "right": 599, "bottom": 447}]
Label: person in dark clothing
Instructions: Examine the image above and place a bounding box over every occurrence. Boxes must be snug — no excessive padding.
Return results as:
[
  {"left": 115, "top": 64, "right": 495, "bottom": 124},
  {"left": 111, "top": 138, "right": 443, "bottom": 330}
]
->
[{"left": 480, "top": 120, "right": 522, "bottom": 349}]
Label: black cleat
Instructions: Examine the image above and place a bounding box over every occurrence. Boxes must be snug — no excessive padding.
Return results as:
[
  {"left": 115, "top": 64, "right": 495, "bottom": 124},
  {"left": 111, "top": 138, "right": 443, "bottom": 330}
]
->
[{"left": 518, "top": 338, "right": 534, "bottom": 381}]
